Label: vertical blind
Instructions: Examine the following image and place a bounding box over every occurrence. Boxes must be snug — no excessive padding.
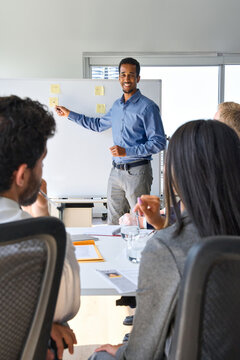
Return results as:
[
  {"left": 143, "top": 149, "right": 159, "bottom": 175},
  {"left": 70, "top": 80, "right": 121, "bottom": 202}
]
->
[{"left": 92, "top": 66, "right": 118, "bottom": 79}]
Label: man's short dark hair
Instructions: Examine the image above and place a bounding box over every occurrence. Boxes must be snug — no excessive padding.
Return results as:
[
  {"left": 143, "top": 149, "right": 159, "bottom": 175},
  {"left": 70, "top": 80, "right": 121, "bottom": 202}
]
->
[
  {"left": 118, "top": 57, "right": 140, "bottom": 77},
  {"left": 0, "top": 95, "right": 56, "bottom": 192}
]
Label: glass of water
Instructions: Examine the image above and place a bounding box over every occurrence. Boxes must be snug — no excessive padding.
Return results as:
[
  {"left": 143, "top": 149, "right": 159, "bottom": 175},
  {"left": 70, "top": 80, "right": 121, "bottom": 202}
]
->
[
  {"left": 121, "top": 225, "right": 140, "bottom": 241},
  {"left": 126, "top": 231, "right": 149, "bottom": 264},
  {"left": 120, "top": 212, "right": 141, "bottom": 241}
]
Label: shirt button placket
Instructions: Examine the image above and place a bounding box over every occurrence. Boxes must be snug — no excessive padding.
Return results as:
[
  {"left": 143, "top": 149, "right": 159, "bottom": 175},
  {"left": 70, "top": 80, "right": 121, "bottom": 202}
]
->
[{"left": 120, "top": 108, "right": 125, "bottom": 146}]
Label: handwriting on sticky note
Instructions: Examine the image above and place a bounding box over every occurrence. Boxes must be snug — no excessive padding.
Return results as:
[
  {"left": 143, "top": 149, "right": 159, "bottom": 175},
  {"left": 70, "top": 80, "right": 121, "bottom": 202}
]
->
[
  {"left": 50, "top": 84, "right": 60, "bottom": 94},
  {"left": 49, "top": 97, "right": 59, "bottom": 107},
  {"left": 96, "top": 104, "right": 106, "bottom": 114},
  {"left": 95, "top": 86, "right": 104, "bottom": 96}
]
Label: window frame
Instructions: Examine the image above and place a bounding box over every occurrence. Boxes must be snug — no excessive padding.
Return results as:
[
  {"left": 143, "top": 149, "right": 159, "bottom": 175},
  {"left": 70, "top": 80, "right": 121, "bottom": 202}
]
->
[{"left": 83, "top": 52, "right": 240, "bottom": 103}]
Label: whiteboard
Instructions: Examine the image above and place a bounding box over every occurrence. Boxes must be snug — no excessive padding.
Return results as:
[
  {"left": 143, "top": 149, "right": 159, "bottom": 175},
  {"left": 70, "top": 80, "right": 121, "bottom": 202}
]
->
[{"left": 0, "top": 79, "right": 162, "bottom": 197}]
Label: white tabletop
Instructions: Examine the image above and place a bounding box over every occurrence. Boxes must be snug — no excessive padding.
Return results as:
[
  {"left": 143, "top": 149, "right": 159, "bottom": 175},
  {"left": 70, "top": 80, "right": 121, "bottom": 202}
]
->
[{"left": 67, "top": 227, "right": 140, "bottom": 296}]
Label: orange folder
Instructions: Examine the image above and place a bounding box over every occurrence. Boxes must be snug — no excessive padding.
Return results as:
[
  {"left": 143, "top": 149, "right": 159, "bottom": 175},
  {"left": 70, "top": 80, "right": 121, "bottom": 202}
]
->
[{"left": 73, "top": 240, "right": 104, "bottom": 263}]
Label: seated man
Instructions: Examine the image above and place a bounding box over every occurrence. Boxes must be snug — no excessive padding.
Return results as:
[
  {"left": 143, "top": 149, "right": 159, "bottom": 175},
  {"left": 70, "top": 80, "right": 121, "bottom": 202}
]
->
[
  {"left": 0, "top": 95, "right": 80, "bottom": 359},
  {"left": 214, "top": 100, "right": 240, "bottom": 119}
]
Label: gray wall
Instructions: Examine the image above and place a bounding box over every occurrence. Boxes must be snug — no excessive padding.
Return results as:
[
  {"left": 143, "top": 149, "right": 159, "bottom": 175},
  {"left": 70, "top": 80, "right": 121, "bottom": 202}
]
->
[{"left": 1, "top": 0, "right": 240, "bottom": 78}]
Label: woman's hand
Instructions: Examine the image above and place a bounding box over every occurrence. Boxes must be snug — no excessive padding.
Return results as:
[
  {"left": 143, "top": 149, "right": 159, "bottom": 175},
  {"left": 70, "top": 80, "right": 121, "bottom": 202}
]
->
[
  {"left": 95, "top": 343, "right": 122, "bottom": 357},
  {"left": 133, "top": 195, "right": 165, "bottom": 230}
]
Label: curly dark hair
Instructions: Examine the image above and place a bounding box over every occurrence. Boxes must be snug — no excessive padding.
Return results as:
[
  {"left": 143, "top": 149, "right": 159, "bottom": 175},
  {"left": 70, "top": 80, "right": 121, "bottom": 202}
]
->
[
  {"left": 118, "top": 58, "right": 140, "bottom": 77},
  {"left": 0, "top": 95, "right": 56, "bottom": 192}
]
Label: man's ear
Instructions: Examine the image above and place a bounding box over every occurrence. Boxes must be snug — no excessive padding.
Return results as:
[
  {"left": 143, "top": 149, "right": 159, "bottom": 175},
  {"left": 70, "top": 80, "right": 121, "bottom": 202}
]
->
[
  {"left": 14, "top": 164, "right": 28, "bottom": 187},
  {"left": 137, "top": 76, "right": 140, "bottom": 83}
]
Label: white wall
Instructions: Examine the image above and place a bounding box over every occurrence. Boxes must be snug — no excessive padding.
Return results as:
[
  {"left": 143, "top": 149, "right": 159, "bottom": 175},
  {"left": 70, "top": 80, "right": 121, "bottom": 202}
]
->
[{"left": 1, "top": 0, "right": 240, "bottom": 78}]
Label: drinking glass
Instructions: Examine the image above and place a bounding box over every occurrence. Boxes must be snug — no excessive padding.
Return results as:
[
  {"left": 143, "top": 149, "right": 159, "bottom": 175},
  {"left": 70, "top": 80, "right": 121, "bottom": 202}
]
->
[
  {"left": 120, "top": 212, "right": 140, "bottom": 241},
  {"left": 121, "top": 225, "right": 140, "bottom": 241},
  {"left": 126, "top": 231, "right": 149, "bottom": 264}
]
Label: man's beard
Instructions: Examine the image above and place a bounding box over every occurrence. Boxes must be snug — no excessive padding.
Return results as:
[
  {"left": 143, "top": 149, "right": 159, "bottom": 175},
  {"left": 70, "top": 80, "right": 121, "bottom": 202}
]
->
[
  {"left": 123, "top": 88, "right": 134, "bottom": 94},
  {"left": 19, "top": 171, "right": 42, "bottom": 206}
]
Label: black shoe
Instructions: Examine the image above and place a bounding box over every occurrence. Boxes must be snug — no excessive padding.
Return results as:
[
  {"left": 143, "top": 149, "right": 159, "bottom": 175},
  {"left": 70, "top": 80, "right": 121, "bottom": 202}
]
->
[
  {"left": 122, "top": 333, "right": 130, "bottom": 343},
  {"left": 123, "top": 315, "right": 134, "bottom": 326},
  {"left": 116, "top": 296, "right": 136, "bottom": 308}
]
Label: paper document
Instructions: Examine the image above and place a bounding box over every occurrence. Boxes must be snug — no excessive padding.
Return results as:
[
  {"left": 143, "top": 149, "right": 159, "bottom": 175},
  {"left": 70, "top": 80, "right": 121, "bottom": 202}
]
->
[
  {"left": 50, "top": 84, "right": 60, "bottom": 94},
  {"left": 97, "top": 269, "right": 137, "bottom": 294},
  {"left": 96, "top": 103, "right": 106, "bottom": 114},
  {"left": 118, "top": 268, "right": 139, "bottom": 286},
  {"left": 94, "top": 86, "right": 104, "bottom": 96},
  {"left": 49, "top": 97, "right": 58, "bottom": 107},
  {"left": 69, "top": 225, "right": 121, "bottom": 236},
  {"left": 75, "top": 244, "right": 97, "bottom": 259},
  {"left": 71, "top": 234, "right": 99, "bottom": 241},
  {"left": 73, "top": 240, "right": 104, "bottom": 262}
]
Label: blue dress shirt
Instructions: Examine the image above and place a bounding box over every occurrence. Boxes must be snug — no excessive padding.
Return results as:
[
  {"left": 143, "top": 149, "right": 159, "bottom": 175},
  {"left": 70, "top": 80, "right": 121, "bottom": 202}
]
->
[{"left": 68, "top": 89, "right": 166, "bottom": 164}]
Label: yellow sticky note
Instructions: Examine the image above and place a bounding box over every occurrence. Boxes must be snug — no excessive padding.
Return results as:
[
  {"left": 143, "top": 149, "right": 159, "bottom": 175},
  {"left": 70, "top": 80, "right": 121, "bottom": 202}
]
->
[
  {"left": 95, "top": 86, "right": 104, "bottom": 96},
  {"left": 49, "top": 97, "right": 59, "bottom": 107},
  {"left": 50, "top": 84, "right": 60, "bottom": 94},
  {"left": 96, "top": 104, "right": 106, "bottom": 114}
]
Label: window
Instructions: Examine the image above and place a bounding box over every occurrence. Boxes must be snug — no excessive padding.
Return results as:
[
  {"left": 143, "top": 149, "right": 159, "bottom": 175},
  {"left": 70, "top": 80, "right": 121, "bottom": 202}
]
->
[
  {"left": 224, "top": 65, "right": 240, "bottom": 103},
  {"left": 92, "top": 65, "right": 219, "bottom": 136},
  {"left": 92, "top": 66, "right": 118, "bottom": 79},
  {"left": 141, "top": 66, "right": 218, "bottom": 136}
]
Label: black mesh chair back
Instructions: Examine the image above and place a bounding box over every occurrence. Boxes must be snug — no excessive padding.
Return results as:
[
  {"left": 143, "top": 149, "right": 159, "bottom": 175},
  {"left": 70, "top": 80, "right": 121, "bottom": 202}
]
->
[
  {"left": 0, "top": 216, "right": 66, "bottom": 360},
  {"left": 169, "top": 235, "right": 240, "bottom": 360}
]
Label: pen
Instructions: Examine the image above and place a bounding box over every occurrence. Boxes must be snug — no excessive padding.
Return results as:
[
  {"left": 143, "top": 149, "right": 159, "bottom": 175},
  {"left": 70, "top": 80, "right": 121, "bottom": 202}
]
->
[
  {"left": 39, "top": 190, "right": 58, "bottom": 207},
  {"left": 135, "top": 197, "right": 141, "bottom": 228},
  {"left": 112, "top": 227, "right": 121, "bottom": 235},
  {"left": 135, "top": 212, "right": 140, "bottom": 228}
]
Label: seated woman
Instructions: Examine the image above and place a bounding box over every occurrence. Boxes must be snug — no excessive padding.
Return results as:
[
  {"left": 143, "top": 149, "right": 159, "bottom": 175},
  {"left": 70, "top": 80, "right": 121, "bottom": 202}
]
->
[{"left": 89, "top": 119, "right": 240, "bottom": 360}]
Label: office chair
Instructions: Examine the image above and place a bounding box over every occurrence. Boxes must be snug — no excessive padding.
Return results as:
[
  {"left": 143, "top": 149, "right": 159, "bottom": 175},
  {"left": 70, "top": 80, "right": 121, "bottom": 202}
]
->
[
  {"left": 0, "top": 216, "right": 66, "bottom": 360},
  {"left": 169, "top": 235, "right": 240, "bottom": 360}
]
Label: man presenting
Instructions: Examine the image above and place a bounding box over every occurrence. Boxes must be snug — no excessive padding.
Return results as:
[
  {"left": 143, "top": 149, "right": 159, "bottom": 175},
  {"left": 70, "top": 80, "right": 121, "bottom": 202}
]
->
[{"left": 55, "top": 57, "right": 166, "bottom": 224}]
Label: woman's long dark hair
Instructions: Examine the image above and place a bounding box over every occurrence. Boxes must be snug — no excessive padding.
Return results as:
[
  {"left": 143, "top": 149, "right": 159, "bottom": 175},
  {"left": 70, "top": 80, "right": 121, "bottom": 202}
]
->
[{"left": 164, "top": 120, "right": 240, "bottom": 237}]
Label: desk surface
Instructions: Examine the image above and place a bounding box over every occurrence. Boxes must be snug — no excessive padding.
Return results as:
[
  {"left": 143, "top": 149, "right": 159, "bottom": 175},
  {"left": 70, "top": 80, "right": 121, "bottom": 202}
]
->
[{"left": 67, "top": 227, "right": 139, "bottom": 296}]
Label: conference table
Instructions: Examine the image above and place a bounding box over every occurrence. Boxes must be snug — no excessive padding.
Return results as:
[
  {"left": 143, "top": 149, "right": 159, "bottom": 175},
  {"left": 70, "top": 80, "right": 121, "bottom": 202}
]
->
[{"left": 67, "top": 226, "right": 142, "bottom": 296}]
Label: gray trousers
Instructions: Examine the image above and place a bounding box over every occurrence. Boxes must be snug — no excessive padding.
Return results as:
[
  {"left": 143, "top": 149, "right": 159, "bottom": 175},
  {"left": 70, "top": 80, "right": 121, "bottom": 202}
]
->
[{"left": 107, "top": 162, "right": 153, "bottom": 225}]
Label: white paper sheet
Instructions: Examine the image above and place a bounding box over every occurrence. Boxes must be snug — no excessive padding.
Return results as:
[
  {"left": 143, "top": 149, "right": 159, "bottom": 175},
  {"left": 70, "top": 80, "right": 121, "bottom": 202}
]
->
[
  {"left": 96, "top": 269, "right": 137, "bottom": 294},
  {"left": 75, "top": 244, "right": 99, "bottom": 260}
]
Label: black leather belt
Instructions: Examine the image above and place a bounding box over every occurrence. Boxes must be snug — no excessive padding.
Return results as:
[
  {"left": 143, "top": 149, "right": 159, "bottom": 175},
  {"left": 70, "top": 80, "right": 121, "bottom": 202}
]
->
[{"left": 112, "top": 159, "right": 150, "bottom": 170}]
